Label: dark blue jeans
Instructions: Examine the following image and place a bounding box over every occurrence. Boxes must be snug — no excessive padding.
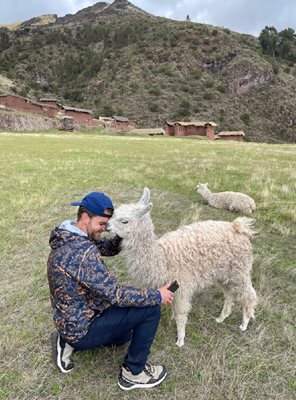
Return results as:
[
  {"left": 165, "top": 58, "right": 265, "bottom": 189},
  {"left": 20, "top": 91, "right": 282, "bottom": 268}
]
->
[{"left": 71, "top": 304, "right": 161, "bottom": 374}]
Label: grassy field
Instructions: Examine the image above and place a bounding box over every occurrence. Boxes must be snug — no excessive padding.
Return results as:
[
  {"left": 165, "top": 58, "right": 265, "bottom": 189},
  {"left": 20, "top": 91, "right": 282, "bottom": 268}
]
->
[{"left": 0, "top": 130, "right": 295, "bottom": 400}]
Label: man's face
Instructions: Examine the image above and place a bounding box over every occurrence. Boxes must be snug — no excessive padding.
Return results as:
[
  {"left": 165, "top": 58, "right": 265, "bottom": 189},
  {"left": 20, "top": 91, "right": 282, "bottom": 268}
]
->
[{"left": 86, "top": 215, "right": 110, "bottom": 241}]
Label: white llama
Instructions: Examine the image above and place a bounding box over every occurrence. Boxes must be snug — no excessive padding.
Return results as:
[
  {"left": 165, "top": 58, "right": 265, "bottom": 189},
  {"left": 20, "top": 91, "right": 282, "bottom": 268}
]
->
[
  {"left": 107, "top": 188, "right": 257, "bottom": 347},
  {"left": 197, "top": 183, "right": 256, "bottom": 213}
]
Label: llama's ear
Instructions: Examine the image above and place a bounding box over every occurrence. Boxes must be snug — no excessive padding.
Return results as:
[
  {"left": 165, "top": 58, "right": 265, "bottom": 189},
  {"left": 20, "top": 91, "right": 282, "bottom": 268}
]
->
[
  {"left": 138, "top": 187, "right": 150, "bottom": 205},
  {"left": 205, "top": 182, "right": 208, "bottom": 186},
  {"left": 136, "top": 202, "right": 153, "bottom": 218}
]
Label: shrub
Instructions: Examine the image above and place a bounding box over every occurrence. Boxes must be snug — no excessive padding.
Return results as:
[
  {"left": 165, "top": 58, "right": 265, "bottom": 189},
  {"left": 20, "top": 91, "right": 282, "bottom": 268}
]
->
[
  {"left": 0, "top": 30, "right": 10, "bottom": 51},
  {"left": 191, "top": 70, "right": 202, "bottom": 80},
  {"left": 219, "top": 108, "right": 225, "bottom": 122},
  {"left": 240, "top": 112, "right": 251, "bottom": 125},
  {"left": 203, "top": 92, "right": 213, "bottom": 100},
  {"left": 148, "top": 86, "right": 161, "bottom": 96},
  {"left": 216, "top": 84, "right": 226, "bottom": 93},
  {"left": 170, "top": 38, "right": 177, "bottom": 47},
  {"left": 157, "top": 65, "right": 175, "bottom": 77},
  {"left": 176, "top": 99, "right": 191, "bottom": 118},
  {"left": 181, "top": 85, "right": 191, "bottom": 93},
  {"left": 189, "top": 43, "right": 197, "bottom": 51},
  {"left": 130, "top": 82, "right": 139, "bottom": 93},
  {"left": 204, "top": 79, "right": 214, "bottom": 88},
  {"left": 149, "top": 103, "right": 160, "bottom": 112},
  {"left": 102, "top": 104, "right": 115, "bottom": 117},
  {"left": 191, "top": 38, "right": 200, "bottom": 45},
  {"left": 64, "top": 88, "right": 84, "bottom": 102}
]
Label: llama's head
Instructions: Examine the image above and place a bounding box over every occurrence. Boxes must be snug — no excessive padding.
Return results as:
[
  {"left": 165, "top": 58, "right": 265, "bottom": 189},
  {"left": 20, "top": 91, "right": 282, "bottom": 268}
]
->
[
  {"left": 106, "top": 187, "right": 153, "bottom": 239},
  {"left": 196, "top": 182, "right": 208, "bottom": 194}
]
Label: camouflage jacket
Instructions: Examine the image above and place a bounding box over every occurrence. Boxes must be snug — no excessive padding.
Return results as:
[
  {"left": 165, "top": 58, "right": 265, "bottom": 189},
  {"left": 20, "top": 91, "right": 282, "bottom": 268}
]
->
[{"left": 47, "top": 225, "right": 161, "bottom": 343}]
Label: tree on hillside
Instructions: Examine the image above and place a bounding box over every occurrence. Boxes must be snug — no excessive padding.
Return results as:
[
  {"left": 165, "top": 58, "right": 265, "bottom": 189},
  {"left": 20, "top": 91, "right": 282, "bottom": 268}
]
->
[
  {"left": 259, "top": 26, "right": 296, "bottom": 61},
  {"left": 279, "top": 27, "right": 295, "bottom": 41},
  {"left": 259, "top": 26, "right": 278, "bottom": 58},
  {"left": 278, "top": 28, "right": 295, "bottom": 59}
]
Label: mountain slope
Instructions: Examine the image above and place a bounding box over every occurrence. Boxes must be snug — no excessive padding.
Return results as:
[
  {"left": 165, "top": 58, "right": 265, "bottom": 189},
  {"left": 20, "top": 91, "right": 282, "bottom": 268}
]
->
[{"left": 0, "top": 0, "right": 295, "bottom": 143}]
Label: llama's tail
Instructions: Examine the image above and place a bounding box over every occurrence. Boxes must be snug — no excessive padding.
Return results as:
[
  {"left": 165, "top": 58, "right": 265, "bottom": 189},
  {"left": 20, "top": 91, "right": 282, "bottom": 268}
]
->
[{"left": 232, "top": 217, "right": 256, "bottom": 237}]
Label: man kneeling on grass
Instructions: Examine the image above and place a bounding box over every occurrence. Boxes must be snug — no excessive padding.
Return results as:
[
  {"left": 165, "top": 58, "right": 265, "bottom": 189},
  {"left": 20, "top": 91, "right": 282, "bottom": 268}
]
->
[{"left": 47, "top": 191, "right": 174, "bottom": 391}]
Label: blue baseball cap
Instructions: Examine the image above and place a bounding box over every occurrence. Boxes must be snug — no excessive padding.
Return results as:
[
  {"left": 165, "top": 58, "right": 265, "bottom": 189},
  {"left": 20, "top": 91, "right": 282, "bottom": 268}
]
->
[{"left": 71, "top": 192, "right": 114, "bottom": 217}]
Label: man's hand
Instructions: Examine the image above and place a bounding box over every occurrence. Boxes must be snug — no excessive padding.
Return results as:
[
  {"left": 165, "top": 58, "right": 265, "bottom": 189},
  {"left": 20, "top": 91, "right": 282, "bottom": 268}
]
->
[{"left": 158, "top": 283, "right": 175, "bottom": 304}]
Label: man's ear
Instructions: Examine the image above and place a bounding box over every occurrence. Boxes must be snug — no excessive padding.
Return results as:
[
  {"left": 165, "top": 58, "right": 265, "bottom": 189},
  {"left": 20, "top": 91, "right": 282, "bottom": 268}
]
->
[{"left": 81, "top": 211, "right": 90, "bottom": 222}]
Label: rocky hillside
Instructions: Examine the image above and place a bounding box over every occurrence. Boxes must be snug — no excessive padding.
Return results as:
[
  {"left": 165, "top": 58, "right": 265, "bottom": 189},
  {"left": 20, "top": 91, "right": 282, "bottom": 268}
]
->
[
  {"left": 0, "top": 74, "right": 14, "bottom": 92},
  {"left": 0, "top": 0, "right": 295, "bottom": 143}
]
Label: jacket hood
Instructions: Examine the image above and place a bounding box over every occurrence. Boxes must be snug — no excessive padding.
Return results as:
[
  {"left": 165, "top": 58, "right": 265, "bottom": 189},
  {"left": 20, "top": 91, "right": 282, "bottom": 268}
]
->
[{"left": 49, "top": 227, "right": 90, "bottom": 250}]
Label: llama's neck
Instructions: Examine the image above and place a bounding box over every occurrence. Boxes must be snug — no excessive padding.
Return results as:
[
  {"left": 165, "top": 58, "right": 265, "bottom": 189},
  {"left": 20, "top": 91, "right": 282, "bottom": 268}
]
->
[
  {"left": 121, "top": 218, "right": 169, "bottom": 289},
  {"left": 200, "top": 187, "right": 212, "bottom": 201}
]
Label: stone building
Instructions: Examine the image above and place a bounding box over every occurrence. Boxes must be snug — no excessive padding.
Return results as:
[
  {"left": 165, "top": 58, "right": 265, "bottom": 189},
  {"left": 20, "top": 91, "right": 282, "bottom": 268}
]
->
[
  {"left": 164, "top": 121, "right": 217, "bottom": 140},
  {"left": 216, "top": 131, "right": 245, "bottom": 141}
]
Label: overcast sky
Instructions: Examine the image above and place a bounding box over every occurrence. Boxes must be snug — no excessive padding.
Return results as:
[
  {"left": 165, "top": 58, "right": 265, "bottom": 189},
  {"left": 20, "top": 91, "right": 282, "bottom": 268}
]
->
[{"left": 0, "top": 0, "right": 295, "bottom": 36}]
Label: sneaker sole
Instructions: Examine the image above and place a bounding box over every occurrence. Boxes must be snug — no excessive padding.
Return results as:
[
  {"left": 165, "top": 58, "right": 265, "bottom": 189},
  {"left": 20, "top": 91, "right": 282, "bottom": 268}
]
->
[
  {"left": 118, "top": 370, "right": 167, "bottom": 391},
  {"left": 51, "top": 331, "right": 73, "bottom": 374}
]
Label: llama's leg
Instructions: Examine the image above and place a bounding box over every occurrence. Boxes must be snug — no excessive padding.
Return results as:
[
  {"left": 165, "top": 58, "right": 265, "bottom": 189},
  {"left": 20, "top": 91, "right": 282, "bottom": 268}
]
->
[
  {"left": 216, "top": 290, "right": 234, "bottom": 324},
  {"left": 175, "top": 313, "right": 188, "bottom": 348},
  {"left": 239, "top": 284, "right": 257, "bottom": 331},
  {"left": 243, "top": 205, "right": 252, "bottom": 213},
  {"left": 229, "top": 204, "right": 235, "bottom": 212},
  {"left": 172, "top": 293, "right": 192, "bottom": 348}
]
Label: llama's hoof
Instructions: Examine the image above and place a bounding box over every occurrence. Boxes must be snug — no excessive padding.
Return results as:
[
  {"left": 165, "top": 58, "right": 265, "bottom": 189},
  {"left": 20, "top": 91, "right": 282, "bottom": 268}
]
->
[
  {"left": 239, "top": 324, "right": 247, "bottom": 331},
  {"left": 215, "top": 317, "right": 224, "bottom": 324},
  {"left": 176, "top": 339, "right": 184, "bottom": 347}
]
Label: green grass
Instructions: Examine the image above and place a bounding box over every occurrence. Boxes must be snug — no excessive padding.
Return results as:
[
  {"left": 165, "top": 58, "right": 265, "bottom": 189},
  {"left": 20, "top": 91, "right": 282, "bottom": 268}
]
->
[{"left": 0, "top": 130, "right": 295, "bottom": 399}]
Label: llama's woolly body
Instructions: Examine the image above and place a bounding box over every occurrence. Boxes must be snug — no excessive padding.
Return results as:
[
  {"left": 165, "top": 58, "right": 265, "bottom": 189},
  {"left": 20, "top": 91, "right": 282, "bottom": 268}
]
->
[
  {"left": 197, "top": 183, "right": 256, "bottom": 213},
  {"left": 122, "top": 219, "right": 253, "bottom": 291},
  {"left": 108, "top": 188, "right": 257, "bottom": 347}
]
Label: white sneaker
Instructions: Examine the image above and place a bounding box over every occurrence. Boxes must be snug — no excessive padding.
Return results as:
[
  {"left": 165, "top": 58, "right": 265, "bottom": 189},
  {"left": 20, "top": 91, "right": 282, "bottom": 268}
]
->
[
  {"left": 118, "top": 363, "right": 167, "bottom": 391},
  {"left": 51, "top": 331, "right": 74, "bottom": 373}
]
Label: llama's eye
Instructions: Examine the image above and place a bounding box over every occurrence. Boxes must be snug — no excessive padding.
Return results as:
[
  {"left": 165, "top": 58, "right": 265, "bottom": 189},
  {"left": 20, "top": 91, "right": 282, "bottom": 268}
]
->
[{"left": 120, "top": 219, "right": 129, "bottom": 224}]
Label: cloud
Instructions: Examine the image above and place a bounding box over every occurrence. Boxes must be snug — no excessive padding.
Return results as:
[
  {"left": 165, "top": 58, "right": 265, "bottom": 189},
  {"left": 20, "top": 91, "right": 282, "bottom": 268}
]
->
[
  {"left": 0, "top": 0, "right": 98, "bottom": 23},
  {"left": 135, "top": 0, "right": 296, "bottom": 35}
]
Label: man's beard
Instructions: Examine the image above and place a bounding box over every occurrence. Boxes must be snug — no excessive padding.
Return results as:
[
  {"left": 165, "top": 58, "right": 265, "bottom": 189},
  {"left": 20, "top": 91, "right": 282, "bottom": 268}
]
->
[{"left": 90, "top": 231, "right": 100, "bottom": 241}]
